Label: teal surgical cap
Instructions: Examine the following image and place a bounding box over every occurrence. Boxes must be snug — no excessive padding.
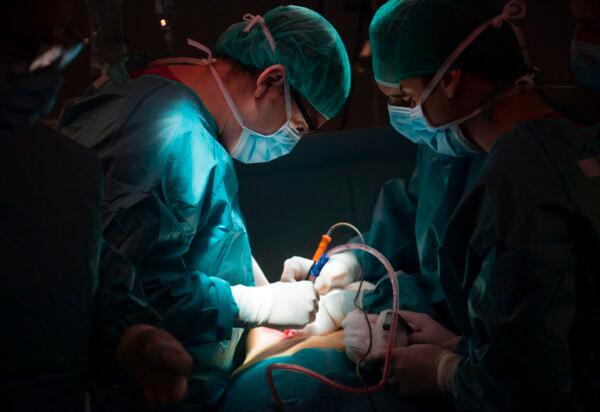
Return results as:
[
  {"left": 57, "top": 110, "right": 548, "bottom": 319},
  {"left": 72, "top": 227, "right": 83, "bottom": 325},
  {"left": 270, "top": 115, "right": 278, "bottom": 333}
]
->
[
  {"left": 215, "top": 5, "right": 351, "bottom": 119},
  {"left": 370, "top": 0, "right": 508, "bottom": 86}
]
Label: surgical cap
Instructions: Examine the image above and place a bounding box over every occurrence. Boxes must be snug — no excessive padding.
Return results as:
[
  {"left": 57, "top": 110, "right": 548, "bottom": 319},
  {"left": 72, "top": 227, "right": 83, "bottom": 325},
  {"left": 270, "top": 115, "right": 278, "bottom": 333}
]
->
[
  {"left": 215, "top": 6, "right": 351, "bottom": 119},
  {"left": 370, "top": 0, "right": 510, "bottom": 86}
]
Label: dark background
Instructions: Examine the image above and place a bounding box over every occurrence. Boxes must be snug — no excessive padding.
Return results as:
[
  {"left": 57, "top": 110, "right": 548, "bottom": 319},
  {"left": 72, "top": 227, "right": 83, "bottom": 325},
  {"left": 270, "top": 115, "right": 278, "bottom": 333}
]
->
[{"left": 53, "top": 0, "right": 598, "bottom": 279}]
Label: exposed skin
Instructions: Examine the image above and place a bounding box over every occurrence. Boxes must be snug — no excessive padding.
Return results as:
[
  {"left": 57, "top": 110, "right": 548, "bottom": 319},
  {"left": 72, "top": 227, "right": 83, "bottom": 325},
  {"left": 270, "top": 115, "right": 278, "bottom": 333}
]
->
[
  {"left": 571, "top": 0, "right": 600, "bottom": 44},
  {"left": 169, "top": 62, "right": 327, "bottom": 153},
  {"left": 378, "top": 71, "right": 561, "bottom": 153}
]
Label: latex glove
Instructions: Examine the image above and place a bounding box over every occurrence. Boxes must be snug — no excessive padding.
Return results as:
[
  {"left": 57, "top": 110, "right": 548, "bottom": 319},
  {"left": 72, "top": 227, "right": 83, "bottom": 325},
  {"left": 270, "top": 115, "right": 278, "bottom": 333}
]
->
[
  {"left": 231, "top": 281, "right": 319, "bottom": 329},
  {"left": 343, "top": 309, "right": 409, "bottom": 368},
  {"left": 117, "top": 325, "right": 193, "bottom": 410},
  {"left": 299, "top": 289, "right": 359, "bottom": 336},
  {"left": 315, "top": 252, "right": 362, "bottom": 294},
  {"left": 280, "top": 256, "right": 313, "bottom": 282},
  {"left": 280, "top": 253, "right": 362, "bottom": 295},
  {"left": 398, "top": 310, "right": 461, "bottom": 352},
  {"left": 373, "top": 344, "right": 463, "bottom": 396}
]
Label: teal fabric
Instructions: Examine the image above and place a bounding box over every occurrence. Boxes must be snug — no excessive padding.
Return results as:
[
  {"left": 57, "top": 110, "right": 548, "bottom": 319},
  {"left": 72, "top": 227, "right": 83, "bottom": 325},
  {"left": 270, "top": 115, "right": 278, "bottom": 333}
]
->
[
  {"left": 220, "top": 349, "right": 409, "bottom": 411},
  {"left": 369, "top": 0, "right": 507, "bottom": 86},
  {"left": 215, "top": 5, "right": 351, "bottom": 119},
  {"left": 439, "top": 119, "right": 600, "bottom": 410},
  {"left": 358, "top": 144, "right": 486, "bottom": 306},
  {"left": 58, "top": 55, "right": 254, "bottom": 406}
]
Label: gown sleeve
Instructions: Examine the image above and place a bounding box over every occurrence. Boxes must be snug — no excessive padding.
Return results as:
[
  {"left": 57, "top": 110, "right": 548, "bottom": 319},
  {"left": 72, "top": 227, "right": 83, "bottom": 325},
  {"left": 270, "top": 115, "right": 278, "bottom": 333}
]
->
[{"left": 445, "top": 132, "right": 578, "bottom": 411}]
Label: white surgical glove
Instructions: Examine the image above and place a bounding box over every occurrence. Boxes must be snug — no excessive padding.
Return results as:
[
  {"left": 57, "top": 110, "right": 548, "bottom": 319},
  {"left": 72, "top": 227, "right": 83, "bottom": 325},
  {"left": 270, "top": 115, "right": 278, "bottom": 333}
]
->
[
  {"left": 315, "top": 252, "right": 362, "bottom": 295},
  {"left": 280, "top": 256, "right": 314, "bottom": 282},
  {"left": 298, "top": 281, "right": 376, "bottom": 336},
  {"left": 280, "top": 252, "right": 362, "bottom": 295},
  {"left": 299, "top": 289, "right": 359, "bottom": 336},
  {"left": 343, "top": 309, "right": 409, "bottom": 368},
  {"left": 231, "top": 281, "right": 319, "bottom": 329}
]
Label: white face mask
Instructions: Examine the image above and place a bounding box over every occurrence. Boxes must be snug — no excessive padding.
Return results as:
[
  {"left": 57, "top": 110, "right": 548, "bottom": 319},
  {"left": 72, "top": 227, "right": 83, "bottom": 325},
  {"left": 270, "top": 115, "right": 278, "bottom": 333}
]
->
[
  {"left": 385, "top": 0, "right": 532, "bottom": 157},
  {"left": 206, "top": 60, "right": 301, "bottom": 164},
  {"left": 388, "top": 103, "right": 480, "bottom": 157}
]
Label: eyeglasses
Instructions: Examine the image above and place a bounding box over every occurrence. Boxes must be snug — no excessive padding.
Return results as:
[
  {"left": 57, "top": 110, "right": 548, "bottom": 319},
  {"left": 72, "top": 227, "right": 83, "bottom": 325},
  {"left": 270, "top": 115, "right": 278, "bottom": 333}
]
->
[{"left": 291, "top": 89, "right": 316, "bottom": 134}]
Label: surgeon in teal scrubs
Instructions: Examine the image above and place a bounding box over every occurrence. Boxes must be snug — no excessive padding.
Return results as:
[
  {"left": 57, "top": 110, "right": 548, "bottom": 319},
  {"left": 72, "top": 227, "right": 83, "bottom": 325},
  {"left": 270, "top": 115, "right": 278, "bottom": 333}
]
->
[
  {"left": 336, "top": 1, "right": 599, "bottom": 411},
  {"left": 59, "top": 5, "right": 351, "bottom": 408}
]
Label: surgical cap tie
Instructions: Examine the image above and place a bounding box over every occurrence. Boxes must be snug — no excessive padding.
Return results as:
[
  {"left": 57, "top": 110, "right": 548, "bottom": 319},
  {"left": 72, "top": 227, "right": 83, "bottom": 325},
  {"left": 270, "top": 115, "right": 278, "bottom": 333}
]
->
[
  {"left": 243, "top": 14, "right": 276, "bottom": 53},
  {"left": 491, "top": 0, "right": 527, "bottom": 29},
  {"left": 419, "top": 0, "right": 530, "bottom": 106},
  {"left": 149, "top": 39, "right": 217, "bottom": 67}
]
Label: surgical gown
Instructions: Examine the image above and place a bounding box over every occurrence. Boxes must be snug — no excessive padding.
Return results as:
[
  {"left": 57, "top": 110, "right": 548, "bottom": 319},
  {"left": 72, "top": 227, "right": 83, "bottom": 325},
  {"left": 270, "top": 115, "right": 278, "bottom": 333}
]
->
[
  {"left": 58, "top": 55, "right": 254, "bottom": 407},
  {"left": 358, "top": 145, "right": 486, "bottom": 316},
  {"left": 439, "top": 119, "right": 600, "bottom": 411}
]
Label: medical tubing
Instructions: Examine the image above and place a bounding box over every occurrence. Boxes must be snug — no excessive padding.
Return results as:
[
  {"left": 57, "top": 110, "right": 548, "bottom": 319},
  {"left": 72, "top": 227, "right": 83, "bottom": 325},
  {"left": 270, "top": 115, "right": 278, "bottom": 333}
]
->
[
  {"left": 327, "top": 222, "right": 365, "bottom": 244},
  {"left": 266, "top": 243, "right": 399, "bottom": 406}
]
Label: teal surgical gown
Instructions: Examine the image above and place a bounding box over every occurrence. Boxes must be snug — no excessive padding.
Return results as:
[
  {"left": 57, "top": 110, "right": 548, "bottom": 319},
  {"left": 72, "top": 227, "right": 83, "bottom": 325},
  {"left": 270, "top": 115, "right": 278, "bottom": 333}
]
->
[
  {"left": 439, "top": 119, "right": 600, "bottom": 410},
  {"left": 359, "top": 144, "right": 487, "bottom": 314},
  {"left": 58, "top": 55, "right": 254, "bottom": 407}
]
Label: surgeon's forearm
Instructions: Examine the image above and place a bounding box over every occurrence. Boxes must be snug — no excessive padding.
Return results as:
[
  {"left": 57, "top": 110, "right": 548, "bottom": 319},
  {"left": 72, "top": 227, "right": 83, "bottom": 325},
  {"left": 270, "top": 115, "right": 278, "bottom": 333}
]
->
[{"left": 252, "top": 256, "right": 270, "bottom": 286}]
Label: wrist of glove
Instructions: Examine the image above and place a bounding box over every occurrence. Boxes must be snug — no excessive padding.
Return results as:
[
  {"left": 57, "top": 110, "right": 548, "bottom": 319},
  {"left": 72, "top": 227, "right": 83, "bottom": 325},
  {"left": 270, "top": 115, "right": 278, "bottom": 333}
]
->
[
  {"left": 232, "top": 281, "right": 318, "bottom": 329},
  {"left": 437, "top": 350, "right": 462, "bottom": 394},
  {"left": 232, "top": 284, "right": 274, "bottom": 328}
]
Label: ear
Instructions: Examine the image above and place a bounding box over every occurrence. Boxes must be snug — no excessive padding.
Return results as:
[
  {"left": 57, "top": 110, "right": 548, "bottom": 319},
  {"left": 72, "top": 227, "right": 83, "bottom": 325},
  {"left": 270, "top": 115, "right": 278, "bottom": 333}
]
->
[
  {"left": 255, "top": 64, "right": 286, "bottom": 99},
  {"left": 440, "top": 69, "right": 462, "bottom": 99}
]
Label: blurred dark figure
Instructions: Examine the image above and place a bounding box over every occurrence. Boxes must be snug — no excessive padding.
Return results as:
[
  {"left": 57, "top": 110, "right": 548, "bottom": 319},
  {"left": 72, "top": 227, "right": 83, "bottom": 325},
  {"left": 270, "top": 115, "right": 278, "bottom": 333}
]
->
[
  {"left": 570, "top": 0, "right": 600, "bottom": 92},
  {"left": 0, "top": 1, "right": 193, "bottom": 411}
]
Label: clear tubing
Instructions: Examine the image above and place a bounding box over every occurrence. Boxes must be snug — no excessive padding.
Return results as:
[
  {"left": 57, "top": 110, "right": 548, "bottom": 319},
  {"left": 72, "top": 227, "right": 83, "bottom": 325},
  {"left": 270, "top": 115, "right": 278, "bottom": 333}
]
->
[
  {"left": 328, "top": 222, "right": 365, "bottom": 244},
  {"left": 266, "top": 243, "right": 399, "bottom": 405}
]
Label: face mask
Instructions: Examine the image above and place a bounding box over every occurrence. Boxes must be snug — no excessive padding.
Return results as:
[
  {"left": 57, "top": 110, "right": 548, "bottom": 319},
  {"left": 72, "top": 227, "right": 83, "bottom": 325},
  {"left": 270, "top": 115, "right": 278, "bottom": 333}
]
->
[
  {"left": 388, "top": 104, "right": 480, "bottom": 157},
  {"left": 0, "top": 44, "right": 83, "bottom": 131},
  {"left": 385, "top": 0, "right": 530, "bottom": 157},
  {"left": 571, "top": 40, "right": 600, "bottom": 92},
  {"left": 208, "top": 63, "right": 301, "bottom": 164}
]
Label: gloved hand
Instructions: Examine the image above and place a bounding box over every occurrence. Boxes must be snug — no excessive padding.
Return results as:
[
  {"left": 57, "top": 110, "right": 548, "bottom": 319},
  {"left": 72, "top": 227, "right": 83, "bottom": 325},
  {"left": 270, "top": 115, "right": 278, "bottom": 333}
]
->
[
  {"left": 343, "top": 309, "right": 409, "bottom": 368},
  {"left": 117, "top": 325, "right": 193, "bottom": 410},
  {"left": 398, "top": 310, "right": 461, "bottom": 351},
  {"left": 231, "top": 281, "right": 319, "bottom": 329},
  {"left": 280, "top": 256, "right": 313, "bottom": 282},
  {"left": 372, "top": 344, "right": 463, "bottom": 396},
  {"left": 281, "top": 252, "right": 362, "bottom": 295},
  {"left": 299, "top": 289, "right": 359, "bottom": 336}
]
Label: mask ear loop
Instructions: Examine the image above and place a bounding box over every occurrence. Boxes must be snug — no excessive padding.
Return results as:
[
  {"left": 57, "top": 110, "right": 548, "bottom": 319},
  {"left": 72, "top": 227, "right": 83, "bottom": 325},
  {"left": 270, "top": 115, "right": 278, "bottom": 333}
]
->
[
  {"left": 243, "top": 13, "right": 292, "bottom": 121},
  {"left": 178, "top": 38, "right": 246, "bottom": 128}
]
